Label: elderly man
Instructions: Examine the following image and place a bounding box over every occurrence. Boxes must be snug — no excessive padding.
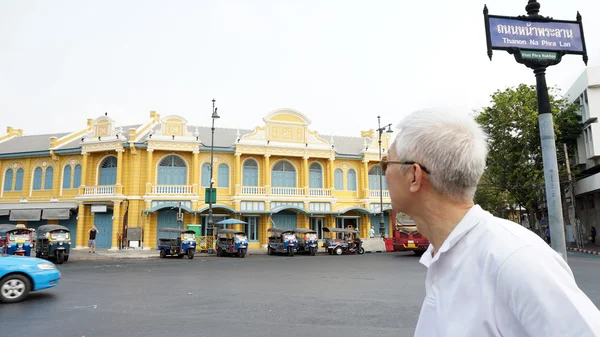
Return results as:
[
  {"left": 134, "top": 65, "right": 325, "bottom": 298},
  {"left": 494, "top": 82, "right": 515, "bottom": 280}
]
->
[{"left": 384, "top": 109, "right": 600, "bottom": 337}]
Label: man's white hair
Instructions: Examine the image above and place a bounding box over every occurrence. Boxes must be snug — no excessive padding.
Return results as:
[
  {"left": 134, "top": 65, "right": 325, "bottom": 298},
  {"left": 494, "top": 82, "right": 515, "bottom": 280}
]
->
[{"left": 392, "top": 108, "right": 488, "bottom": 200}]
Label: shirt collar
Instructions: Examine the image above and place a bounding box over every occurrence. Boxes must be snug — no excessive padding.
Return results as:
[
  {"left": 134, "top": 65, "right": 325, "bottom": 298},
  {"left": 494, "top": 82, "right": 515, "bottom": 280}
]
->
[{"left": 419, "top": 205, "right": 485, "bottom": 268}]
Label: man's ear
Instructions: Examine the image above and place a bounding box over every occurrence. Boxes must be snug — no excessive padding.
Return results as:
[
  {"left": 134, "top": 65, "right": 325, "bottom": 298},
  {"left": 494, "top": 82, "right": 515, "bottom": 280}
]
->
[{"left": 409, "top": 165, "right": 425, "bottom": 193}]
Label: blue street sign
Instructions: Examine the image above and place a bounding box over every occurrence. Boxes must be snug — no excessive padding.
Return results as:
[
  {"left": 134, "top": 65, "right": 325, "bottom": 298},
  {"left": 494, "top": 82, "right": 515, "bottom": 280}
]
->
[{"left": 487, "top": 16, "right": 584, "bottom": 53}]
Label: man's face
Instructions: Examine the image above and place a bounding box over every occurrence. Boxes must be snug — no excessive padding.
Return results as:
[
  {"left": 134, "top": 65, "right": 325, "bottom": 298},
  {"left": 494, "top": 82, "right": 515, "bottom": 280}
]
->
[{"left": 386, "top": 142, "right": 410, "bottom": 213}]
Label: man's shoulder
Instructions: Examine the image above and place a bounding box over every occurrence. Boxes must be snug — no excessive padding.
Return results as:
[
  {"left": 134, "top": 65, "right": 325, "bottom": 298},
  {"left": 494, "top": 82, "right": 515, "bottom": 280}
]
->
[{"left": 468, "top": 214, "right": 548, "bottom": 267}]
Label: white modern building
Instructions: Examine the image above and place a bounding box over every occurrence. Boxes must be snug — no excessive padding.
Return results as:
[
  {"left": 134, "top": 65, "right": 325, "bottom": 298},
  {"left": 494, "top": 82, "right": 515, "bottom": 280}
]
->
[{"left": 566, "top": 66, "right": 600, "bottom": 245}]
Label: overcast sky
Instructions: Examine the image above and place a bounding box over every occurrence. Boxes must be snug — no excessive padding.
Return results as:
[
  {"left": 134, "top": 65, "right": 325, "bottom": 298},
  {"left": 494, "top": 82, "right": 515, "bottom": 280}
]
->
[{"left": 1, "top": 0, "right": 598, "bottom": 137}]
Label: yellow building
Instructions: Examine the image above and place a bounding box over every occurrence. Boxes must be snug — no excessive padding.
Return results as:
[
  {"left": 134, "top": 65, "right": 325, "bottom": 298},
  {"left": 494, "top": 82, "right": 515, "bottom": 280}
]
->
[{"left": 0, "top": 109, "right": 393, "bottom": 250}]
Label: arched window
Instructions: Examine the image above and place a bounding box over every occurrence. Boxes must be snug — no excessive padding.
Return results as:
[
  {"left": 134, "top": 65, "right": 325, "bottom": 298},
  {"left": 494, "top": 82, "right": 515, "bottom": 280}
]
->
[
  {"left": 334, "top": 169, "right": 343, "bottom": 190},
  {"left": 73, "top": 165, "right": 82, "bottom": 188},
  {"left": 33, "top": 167, "right": 43, "bottom": 190},
  {"left": 99, "top": 156, "right": 117, "bottom": 185},
  {"left": 158, "top": 155, "right": 187, "bottom": 185},
  {"left": 218, "top": 164, "right": 229, "bottom": 187},
  {"left": 309, "top": 162, "right": 323, "bottom": 188},
  {"left": 44, "top": 166, "right": 54, "bottom": 190},
  {"left": 368, "top": 166, "right": 387, "bottom": 190},
  {"left": 63, "top": 166, "right": 72, "bottom": 189},
  {"left": 243, "top": 159, "right": 258, "bottom": 186},
  {"left": 201, "top": 163, "right": 211, "bottom": 187},
  {"left": 15, "top": 168, "right": 24, "bottom": 191},
  {"left": 272, "top": 161, "right": 296, "bottom": 187},
  {"left": 3, "top": 169, "right": 13, "bottom": 191},
  {"left": 347, "top": 169, "right": 357, "bottom": 191}
]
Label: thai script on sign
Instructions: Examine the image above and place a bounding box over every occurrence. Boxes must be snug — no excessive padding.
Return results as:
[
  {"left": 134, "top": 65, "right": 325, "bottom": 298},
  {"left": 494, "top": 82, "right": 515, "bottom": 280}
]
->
[{"left": 496, "top": 23, "right": 573, "bottom": 39}]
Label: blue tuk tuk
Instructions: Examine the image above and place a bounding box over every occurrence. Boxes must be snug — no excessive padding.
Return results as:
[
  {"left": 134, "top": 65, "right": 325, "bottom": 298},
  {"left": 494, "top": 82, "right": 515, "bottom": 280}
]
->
[
  {"left": 35, "top": 224, "right": 71, "bottom": 264},
  {"left": 215, "top": 228, "right": 248, "bottom": 258},
  {"left": 2, "top": 224, "right": 34, "bottom": 256},
  {"left": 157, "top": 228, "right": 196, "bottom": 259},
  {"left": 322, "top": 227, "right": 364, "bottom": 255},
  {"left": 293, "top": 228, "right": 318, "bottom": 256},
  {"left": 267, "top": 228, "right": 296, "bottom": 256}
]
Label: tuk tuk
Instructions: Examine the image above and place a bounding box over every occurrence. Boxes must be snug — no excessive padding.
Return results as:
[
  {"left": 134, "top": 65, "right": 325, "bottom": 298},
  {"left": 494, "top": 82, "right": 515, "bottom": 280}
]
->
[
  {"left": 157, "top": 228, "right": 196, "bottom": 259},
  {"left": 322, "top": 227, "right": 364, "bottom": 255},
  {"left": 214, "top": 228, "right": 248, "bottom": 258},
  {"left": 35, "top": 224, "right": 71, "bottom": 264},
  {"left": 293, "top": 228, "right": 318, "bottom": 256},
  {"left": 267, "top": 228, "right": 296, "bottom": 256},
  {"left": 0, "top": 224, "right": 15, "bottom": 254},
  {"left": 3, "top": 224, "right": 34, "bottom": 256}
]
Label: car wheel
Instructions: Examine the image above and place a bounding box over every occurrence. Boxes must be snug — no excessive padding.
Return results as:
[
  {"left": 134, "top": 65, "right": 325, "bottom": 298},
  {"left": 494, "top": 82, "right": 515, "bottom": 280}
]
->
[
  {"left": 334, "top": 247, "right": 343, "bottom": 256},
  {"left": 159, "top": 249, "right": 166, "bottom": 258},
  {"left": 0, "top": 274, "right": 31, "bottom": 304}
]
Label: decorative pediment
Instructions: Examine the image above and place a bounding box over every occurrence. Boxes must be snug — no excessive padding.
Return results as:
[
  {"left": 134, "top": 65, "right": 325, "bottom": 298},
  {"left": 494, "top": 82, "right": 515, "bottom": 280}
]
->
[
  {"left": 92, "top": 116, "right": 116, "bottom": 138},
  {"left": 160, "top": 115, "right": 188, "bottom": 137},
  {"left": 238, "top": 109, "right": 332, "bottom": 155}
]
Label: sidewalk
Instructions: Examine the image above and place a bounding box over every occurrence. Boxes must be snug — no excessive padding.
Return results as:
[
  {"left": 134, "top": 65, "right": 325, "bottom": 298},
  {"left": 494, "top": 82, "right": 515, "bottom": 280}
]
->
[
  {"left": 568, "top": 243, "right": 600, "bottom": 256},
  {"left": 68, "top": 247, "right": 271, "bottom": 260}
]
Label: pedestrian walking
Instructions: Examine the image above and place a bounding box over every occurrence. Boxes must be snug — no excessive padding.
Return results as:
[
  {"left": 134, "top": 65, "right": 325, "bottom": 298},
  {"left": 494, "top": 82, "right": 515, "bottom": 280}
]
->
[
  {"left": 88, "top": 225, "right": 98, "bottom": 253},
  {"left": 592, "top": 226, "right": 597, "bottom": 244},
  {"left": 369, "top": 226, "right": 375, "bottom": 238},
  {"left": 385, "top": 108, "right": 600, "bottom": 336}
]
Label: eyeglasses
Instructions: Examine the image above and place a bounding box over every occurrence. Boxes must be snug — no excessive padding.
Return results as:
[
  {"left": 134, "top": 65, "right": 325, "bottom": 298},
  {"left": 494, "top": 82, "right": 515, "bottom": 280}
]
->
[{"left": 381, "top": 156, "right": 430, "bottom": 175}]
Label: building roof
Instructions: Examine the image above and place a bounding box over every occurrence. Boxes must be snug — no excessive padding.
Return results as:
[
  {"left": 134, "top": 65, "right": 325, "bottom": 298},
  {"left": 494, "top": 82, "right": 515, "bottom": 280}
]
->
[
  {"left": 0, "top": 132, "right": 71, "bottom": 155},
  {"left": 0, "top": 124, "right": 367, "bottom": 156}
]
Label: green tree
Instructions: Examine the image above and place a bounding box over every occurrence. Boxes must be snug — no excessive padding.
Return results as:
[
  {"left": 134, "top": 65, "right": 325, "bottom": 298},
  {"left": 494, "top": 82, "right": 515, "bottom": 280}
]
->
[{"left": 474, "top": 84, "right": 581, "bottom": 229}]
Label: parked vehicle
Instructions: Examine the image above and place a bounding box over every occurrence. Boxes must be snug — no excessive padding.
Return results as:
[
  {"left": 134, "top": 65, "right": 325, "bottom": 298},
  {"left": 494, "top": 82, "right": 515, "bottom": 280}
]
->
[
  {"left": 157, "top": 228, "right": 196, "bottom": 259},
  {"left": 0, "top": 255, "right": 60, "bottom": 303},
  {"left": 267, "top": 228, "right": 296, "bottom": 256},
  {"left": 293, "top": 228, "right": 318, "bottom": 256},
  {"left": 392, "top": 211, "right": 429, "bottom": 256},
  {"left": 0, "top": 224, "right": 15, "bottom": 254},
  {"left": 3, "top": 224, "right": 34, "bottom": 256},
  {"left": 35, "top": 225, "right": 71, "bottom": 264},
  {"left": 322, "top": 227, "right": 364, "bottom": 255},
  {"left": 215, "top": 228, "right": 248, "bottom": 258}
]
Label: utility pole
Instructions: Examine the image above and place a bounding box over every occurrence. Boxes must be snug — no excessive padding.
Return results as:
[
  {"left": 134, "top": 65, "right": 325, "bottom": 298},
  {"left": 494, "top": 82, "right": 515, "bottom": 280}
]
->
[{"left": 563, "top": 143, "right": 583, "bottom": 248}]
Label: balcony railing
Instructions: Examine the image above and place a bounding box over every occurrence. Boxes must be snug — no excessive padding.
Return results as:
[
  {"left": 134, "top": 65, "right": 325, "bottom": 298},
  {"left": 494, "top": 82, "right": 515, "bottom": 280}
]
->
[
  {"left": 308, "top": 188, "right": 332, "bottom": 196},
  {"left": 369, "top": 190, "right": 390, "bottom": 198},
  {"left": 271, "top": 187, "right": 305, "bottom": 196},
  {"left": 83, "top": 185, "right": 115, "bottom": 195},
  {"left": 151, "top": 185, "right": 193, "bottom": 194},
  {"left": 240, "top": 186, "right": 266, "bottom": 195}
]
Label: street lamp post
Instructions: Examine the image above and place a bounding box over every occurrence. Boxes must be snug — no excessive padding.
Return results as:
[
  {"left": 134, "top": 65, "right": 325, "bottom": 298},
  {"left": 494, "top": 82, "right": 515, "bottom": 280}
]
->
[
  {"left": 377, "top": 116, "right": 393, "bottom": 238},
  {"left": 207, "top": 99, "right": 220, "bottom": 234}
]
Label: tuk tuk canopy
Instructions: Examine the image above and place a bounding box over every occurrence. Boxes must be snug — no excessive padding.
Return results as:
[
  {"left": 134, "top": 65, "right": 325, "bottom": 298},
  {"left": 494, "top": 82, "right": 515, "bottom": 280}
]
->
[
  {"left": 322, "top": 227, "right": 359, "bottom": 234},
  {"left": 215, "top": 228, "right": 246, "bottom": 235},
  {"left": 293, "top": 228, "right": 317, "bottom": 234},
  {"left": 267, "top": 228, "right": 295, "bottom": 234},
  {"left": 37, "top": 224, "right": 70, "bottom": 234}
]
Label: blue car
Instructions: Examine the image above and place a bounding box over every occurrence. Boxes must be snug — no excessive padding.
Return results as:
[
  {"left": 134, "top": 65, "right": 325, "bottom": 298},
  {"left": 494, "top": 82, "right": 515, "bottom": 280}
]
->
[{"left": 0, "top": 254, "right": 61, "bottom": 303}]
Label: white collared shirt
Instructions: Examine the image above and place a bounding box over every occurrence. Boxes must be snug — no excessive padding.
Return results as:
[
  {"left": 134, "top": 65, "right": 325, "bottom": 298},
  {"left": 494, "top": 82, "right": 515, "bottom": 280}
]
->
[{"left": 414, "top": 205, "right": 600, "bottom": 337}]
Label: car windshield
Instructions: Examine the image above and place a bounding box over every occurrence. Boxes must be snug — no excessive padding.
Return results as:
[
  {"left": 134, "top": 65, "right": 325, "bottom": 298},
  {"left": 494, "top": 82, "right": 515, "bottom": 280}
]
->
[
  {"left": 50, "top": 232, "right": 70, "bottom": 240},
  {"left": 234, "top": 234, "right": 247, "bottom": 242},
  {"left": 182, "top": 233, "right": 195, "bottom": 241},
  {"left": 305, "top": 233, "right": 317, "bottom": 240},
  {"left": 283, "top": 233, "right": 296, "bottom": 241},
  {"left": 8, "top": 233, "right": 30, "bottom": 241}
]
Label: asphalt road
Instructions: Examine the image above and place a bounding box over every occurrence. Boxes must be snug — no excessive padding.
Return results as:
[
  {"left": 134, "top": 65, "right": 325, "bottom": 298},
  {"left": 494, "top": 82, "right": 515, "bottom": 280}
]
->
[{"left": 1, "top": 252, "right": 599, "bottom": 337}]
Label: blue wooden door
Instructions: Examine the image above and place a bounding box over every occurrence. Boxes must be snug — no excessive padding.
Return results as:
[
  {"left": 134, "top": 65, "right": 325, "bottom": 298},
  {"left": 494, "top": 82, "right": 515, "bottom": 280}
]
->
[
  {"left": 157, "top": 211, "right": 178, "bottom": 245},
  {"left": 272, "top": 211, "right": 297, "bottom": 230},
  {"left": 99, "top": 157, "right": 117, "bottom": 185},
  {"left": 243, "top": 160, "right": 258, "bottom": 186},
  {"left": 309, "top": 163, "right": 323, "bottom": 188},
  {"left": 272, "top": 161, "right": 296, "bottom": 187},
  {"left": 158, "top": 155, "right": 187, "bottom": 185},
  {"left": 370, "top": 214, "right": 389, "bottom": 235},
  {"left": 94, "top": 212, "right": 113, "bottom": 248}
]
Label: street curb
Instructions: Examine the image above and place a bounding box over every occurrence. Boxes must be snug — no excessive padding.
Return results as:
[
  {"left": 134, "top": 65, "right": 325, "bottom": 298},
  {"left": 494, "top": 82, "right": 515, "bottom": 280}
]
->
[{"left": 568, "top": 248, "right": 600, "bottom": 256}]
